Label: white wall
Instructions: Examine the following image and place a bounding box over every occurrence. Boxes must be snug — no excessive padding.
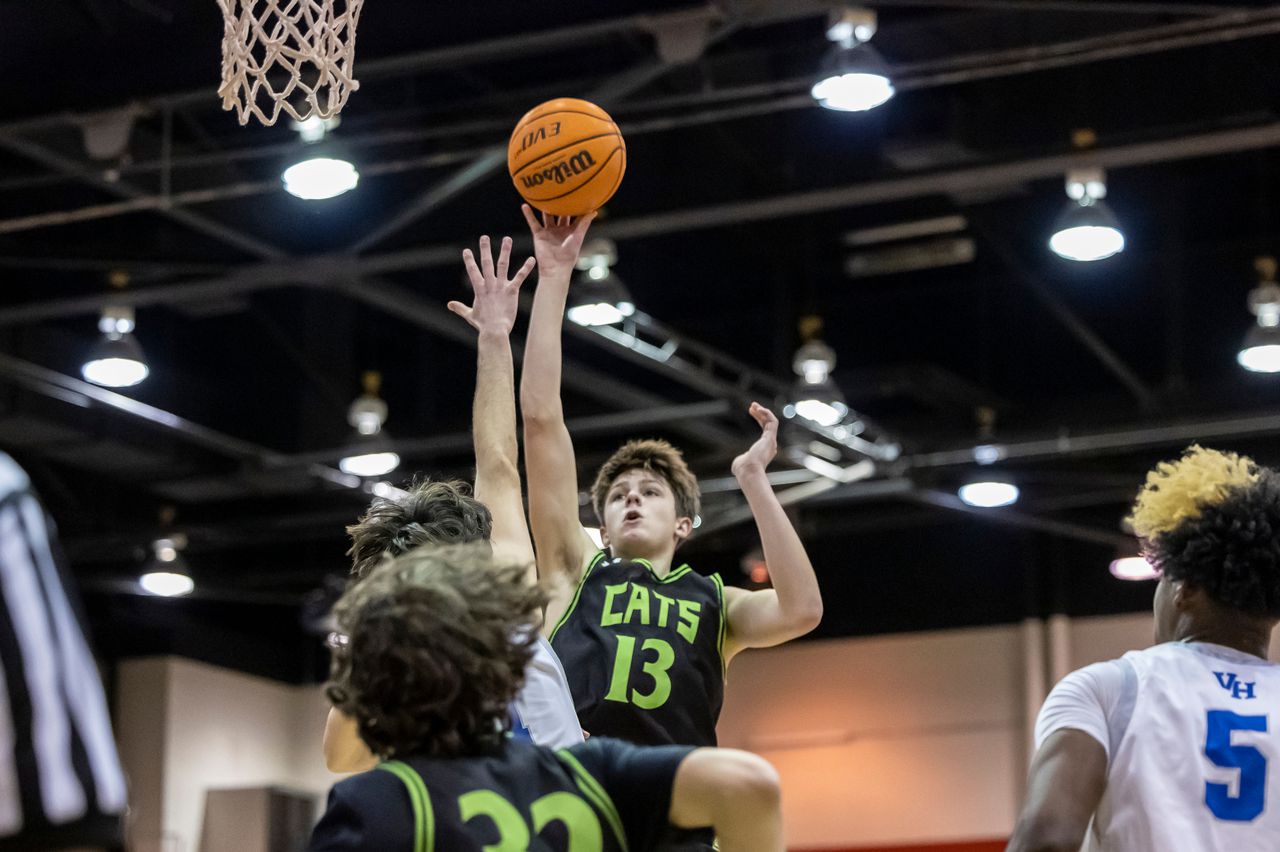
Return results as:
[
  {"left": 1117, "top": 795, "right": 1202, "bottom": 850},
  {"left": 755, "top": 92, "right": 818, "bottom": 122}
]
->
[
  {"left": 117, "top": 658, "right": 340, "bottom": 852},
  {"left": 718, "top": 625, "right": 1026, "bottom": 850}
]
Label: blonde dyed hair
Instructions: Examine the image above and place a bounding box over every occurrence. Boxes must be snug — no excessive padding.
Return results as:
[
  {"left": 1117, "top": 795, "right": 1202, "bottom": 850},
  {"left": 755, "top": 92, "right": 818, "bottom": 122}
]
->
[{"left": 1128, "top": 445, "right": 1260, "bottom": 539}]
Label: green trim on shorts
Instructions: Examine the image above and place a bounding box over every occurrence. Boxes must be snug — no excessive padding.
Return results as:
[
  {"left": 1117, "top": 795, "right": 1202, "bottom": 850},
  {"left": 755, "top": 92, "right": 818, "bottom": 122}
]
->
[
  {"left": 555, "top": 749, "right": 630, "bottom": 852},
  {"left": 549, "top": 549, "right": 607, "bottom": 643},
  {"left": 378, "top": 760, "right": 435, "bottom": 852}
]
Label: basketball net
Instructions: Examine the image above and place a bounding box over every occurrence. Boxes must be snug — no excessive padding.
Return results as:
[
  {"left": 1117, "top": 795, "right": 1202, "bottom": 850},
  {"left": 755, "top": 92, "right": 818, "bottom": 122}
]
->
[{"left": 217, "top": 0, "right": 365, "bottom": 127}]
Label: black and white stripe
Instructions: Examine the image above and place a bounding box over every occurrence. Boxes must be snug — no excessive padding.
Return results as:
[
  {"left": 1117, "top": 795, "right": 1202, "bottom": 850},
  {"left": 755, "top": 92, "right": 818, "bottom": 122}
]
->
[{"left": 0, "top": 453, "right": 125, "bottom": 841}]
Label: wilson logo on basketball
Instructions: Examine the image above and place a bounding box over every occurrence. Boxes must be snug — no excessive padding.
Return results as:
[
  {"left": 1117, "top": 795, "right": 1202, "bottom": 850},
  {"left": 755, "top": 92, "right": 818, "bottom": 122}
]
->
[
  {"left": 519, "top": 150, "right": 597, "bottom": 189},
  {"left": 507, "top": 97, "right": 626, "bottom": 215}
]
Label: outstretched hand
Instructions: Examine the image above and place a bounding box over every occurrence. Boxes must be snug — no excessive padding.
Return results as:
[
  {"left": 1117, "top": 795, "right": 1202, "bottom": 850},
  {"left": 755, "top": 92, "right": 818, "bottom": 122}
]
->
[
  {"left": 449, "top": 235, "right": 536, "bottom": 336},
  {"left": 521, "top": 203, "right": 595, "bottom": 283},
  {"left": 731, "top": 402, "right": 779, "bottom": 478}
]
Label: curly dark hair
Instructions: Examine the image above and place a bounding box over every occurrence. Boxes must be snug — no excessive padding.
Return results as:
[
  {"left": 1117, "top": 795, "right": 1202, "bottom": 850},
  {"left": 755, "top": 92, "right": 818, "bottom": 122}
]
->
[
  {"left": 591, "top": 438, "right": 701, "bottom": 523},
  {"left": 1134, "top": 449, "right": 1280, "bottom": 619},
  {"left": 325, "top": 543, "right": 546, "bottom": 759},
  {"left": 346, "top": 478, "right": 492, "bottom": 580}
]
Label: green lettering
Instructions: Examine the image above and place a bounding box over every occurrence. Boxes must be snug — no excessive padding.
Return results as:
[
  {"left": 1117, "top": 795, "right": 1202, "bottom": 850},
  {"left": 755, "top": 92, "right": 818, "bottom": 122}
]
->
[
  {"left": 676, "top": 599, "right": 702, "bottom": 644},
  {"left": 459, "top": 790, "right": 529, "bottom": 852},
  {"left": 604, "top": 634, "right": 635, "bottom": 703},
  {"left": 653, "top": 591, "right": 675, "bottom": 628},
  {"left": 530, "top": 791, "right": 603, "bottom": 852},
  {"left": 600, "top": 583, "right": 627, "bottom": 627},
  {"left": 623, "top": 584, "right": 651, "bottom": 626},
  {"left": 632, "top": 639, "right": 675, "bottom": 710}
]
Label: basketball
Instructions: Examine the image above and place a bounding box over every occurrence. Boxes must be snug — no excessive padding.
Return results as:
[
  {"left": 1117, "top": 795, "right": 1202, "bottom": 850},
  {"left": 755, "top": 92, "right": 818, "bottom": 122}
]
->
[{"left": 507, "top": 98, "right": 626, "bottom": 217}]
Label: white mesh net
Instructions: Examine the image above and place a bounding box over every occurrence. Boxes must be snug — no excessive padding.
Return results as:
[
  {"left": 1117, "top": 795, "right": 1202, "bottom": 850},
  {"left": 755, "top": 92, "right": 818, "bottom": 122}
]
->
[{"left": 217, "top": 0, "right": 366, "bottom": 127}]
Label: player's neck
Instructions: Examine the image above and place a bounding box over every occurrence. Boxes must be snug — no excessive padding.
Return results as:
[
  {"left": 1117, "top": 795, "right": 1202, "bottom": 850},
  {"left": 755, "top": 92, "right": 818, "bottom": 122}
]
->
[
  {"left": 613, "top": 546, "right": 676, "bottom": 577},
  {"left": 1178, "top": 622, "right": 1272, "bottom": 660}
]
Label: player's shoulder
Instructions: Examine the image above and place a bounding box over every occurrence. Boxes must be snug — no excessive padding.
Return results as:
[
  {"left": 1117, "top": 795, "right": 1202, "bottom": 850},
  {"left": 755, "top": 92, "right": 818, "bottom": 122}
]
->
[
  {"left": 1051, "top": 657, "right": 1135, "bottom": 703},
  {"left": 1125, "top": 640, "right": 1277, "bottom": 674},
  {"left": 313, "top": 767, "right": 414, "bottom": 851},
  {"left": 331, "top": 762, "right": 412, "bottom": 804}
]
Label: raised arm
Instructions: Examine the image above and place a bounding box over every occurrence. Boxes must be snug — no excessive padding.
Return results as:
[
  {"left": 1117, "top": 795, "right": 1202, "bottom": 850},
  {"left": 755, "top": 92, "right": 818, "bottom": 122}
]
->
[
  {"left": 449, "top": 235, "right": 538, "bottom": 575},
  {"left": 723, "top": 403, "right": 823, "bottom": 661},
  {"left": 668, "top": 748, "right": 784, "bottom": 852},
  {"left": 1006, "top": 729, "right": 1107, "bottom": 852},
  {"left": 518, "top": 205, "right": 598, "bottom": 597}
]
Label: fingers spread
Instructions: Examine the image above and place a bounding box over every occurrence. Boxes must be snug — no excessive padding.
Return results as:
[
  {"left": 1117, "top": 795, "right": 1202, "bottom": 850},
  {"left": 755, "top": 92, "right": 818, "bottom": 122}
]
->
[
  {"left": 573, "top": 211, "right": 597, "bottom": 236},
  {"left": 496, "top": 236, "right": 513, "bottom": 280},
  {"left": 521, "top": 204, "right": 541, "bottom": 233},
  {"left": 511, "top": 256, "right": 537, "bottom": 288},
  {"left": 461, "top": 249, "right": 483, "bottom": 288},
  {"left": 479, "top": 235, "right": 495, "bottom": 279}
]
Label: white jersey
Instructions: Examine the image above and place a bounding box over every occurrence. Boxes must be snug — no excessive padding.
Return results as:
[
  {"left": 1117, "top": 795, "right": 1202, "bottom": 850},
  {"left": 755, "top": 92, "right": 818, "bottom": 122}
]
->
[
  {"left": 512, "top": 635, "right": 584, "bottom": 749},
  {"left": 1036, "top": 641, "right": 1280, "bottom": 852}
]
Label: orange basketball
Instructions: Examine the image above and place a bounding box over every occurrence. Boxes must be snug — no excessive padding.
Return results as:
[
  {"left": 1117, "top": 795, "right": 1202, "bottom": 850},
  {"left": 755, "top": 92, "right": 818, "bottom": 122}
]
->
[{"left": 507, "top": 98, "right": 626, "bottom": 217}]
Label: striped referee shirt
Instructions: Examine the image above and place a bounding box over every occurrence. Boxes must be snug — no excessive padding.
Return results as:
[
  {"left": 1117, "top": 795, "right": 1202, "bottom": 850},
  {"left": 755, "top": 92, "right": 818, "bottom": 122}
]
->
[{"left": 0, "top": 453, "right": 125, "bottom": 842}]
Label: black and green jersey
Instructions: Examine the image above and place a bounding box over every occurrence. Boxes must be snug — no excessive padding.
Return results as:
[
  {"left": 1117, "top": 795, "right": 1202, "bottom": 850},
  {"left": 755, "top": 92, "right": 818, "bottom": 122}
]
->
[
  {"left": 549, "top": 550, "right": 727, "bottom": 747},
  {"left": 308, "top": 738, "right": 693, "bottom": 852}
]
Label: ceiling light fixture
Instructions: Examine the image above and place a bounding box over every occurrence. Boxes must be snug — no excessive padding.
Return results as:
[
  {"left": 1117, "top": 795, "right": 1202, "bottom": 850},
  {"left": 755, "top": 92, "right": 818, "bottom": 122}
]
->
[
  {"left": 82, "top": 303, "right": 149, "bottom": 388},
  {"left": 1109, "top": 555, "right": 1159, "bottom": 581},
  {"left": 340, "top": 372, "right": 400, "bottom": 477},
  {"left": 812, "top": 7, "right": 894, "bottom": 113},
  {"left": 787, "top": 316, "right": 850, "bottom": 427},
  {"left": 1049, "top": 163, "right": 1125, "bottom": 262},
  {"left": 139, "top": 535, "right": 194, "bottom": 597},
  {"left": 1239, "top": 256, "right": 1280, "bottom": 373},
  {"left": 283, "top": 118, "right": 358, "bottom": 200},
  {"left": 569, "top": 238, "right": 635, "bottom": 327},
  {"left": 957, "top": 480, "right": 1020, "bottom": 508},
  {"left": 283, "top": 156, "right": 359, "bottom": 200}
]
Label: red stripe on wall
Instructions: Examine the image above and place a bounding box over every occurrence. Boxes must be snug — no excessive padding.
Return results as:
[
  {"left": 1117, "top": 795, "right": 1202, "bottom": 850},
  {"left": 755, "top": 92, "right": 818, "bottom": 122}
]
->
[{"left": 800, "top": 841, "right": 1006, "bottom": 852}]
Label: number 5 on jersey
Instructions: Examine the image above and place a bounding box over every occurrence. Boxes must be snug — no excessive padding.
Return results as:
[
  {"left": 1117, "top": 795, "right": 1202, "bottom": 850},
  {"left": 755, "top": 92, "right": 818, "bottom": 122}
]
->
[
  {"left": 1204, "top": 710, "right": 1269, "bottom": 822},
  {"left": 605, "top": 635, "right": 674, "bottom": 709}
]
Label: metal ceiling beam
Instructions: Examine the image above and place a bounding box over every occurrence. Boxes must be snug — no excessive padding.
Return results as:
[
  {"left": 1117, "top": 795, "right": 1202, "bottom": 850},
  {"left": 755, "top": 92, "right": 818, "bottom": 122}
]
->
[
  {"left": 6, "top": 119, "right": 1277, "bottom": 319},
  {"left": 342, "top": 280, "right": 743, "bottom": 447},
  {"left": 268, "top": 400, "right": 734, "bottom": 468},
  {"left": 0, "top": 7, "right": 722, "bottom": 137},
  {"left": 971, "top": 219, "right": 1160, "bottom": 411},
  {"left": 906, "top": 488, "right": 1133, "bottom": 548},
  {"left": 0, "top": 133, "right": 735, "bottom": 450},
  {"left": 0, "top": 118, "right": 1274, "bottom": 314},
  {"left": 867, "top": 0, "right": 1242, "bottom": 12},
  {"left": 908, "top": 408, "right": 1280, "bottom": 469},
  {"left": 6, "top": 11, "right": 1280, "bottom": 235},
  {"left": 0, "top": 353, "right": 363, "bottom": 492},
  {"left": 0, "top": 136, "right": 286, "bottom": 261},
  {"left": 345, "top": 7, "right": 738, "bottom": 254}
]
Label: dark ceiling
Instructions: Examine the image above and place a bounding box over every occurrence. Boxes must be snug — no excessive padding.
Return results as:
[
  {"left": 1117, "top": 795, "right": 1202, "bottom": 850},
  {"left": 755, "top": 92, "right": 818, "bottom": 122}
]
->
[{"left": 3, "top": 0, "right": 1280, "bottom": 682}]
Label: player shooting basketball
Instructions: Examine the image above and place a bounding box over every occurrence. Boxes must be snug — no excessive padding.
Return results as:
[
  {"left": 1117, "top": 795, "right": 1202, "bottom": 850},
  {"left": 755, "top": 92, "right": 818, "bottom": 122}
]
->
[
  {"left": 308, "top": 543, "right": 785, "bottom": 852},
  {"left": 1008, "top": 446, "right": 1280, "bottom": 852},
  {"left": 518, "top": 205, "right": 824, "bottom": 750},
  {"left": 323, "top": 235, "right": 582, "bottom": 773}
]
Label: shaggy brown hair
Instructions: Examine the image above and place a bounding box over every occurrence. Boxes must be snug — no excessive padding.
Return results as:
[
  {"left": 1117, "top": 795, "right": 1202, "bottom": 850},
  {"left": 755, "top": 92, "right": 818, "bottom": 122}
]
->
[
  {"left": 325, "top": 544, "right": 547, "bottom": 759},
  {"left": 590, "top": 438, "right": 701, "bottom": 524},
  {"left": 346, "top": 479, "right": 492, "bottom": 580}
]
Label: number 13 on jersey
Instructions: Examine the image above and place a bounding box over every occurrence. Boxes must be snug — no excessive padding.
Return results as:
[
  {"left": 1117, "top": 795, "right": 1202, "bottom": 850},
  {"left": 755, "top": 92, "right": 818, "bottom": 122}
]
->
[{"left": 605, "top": 635, "right": 675, "bottom": 709}]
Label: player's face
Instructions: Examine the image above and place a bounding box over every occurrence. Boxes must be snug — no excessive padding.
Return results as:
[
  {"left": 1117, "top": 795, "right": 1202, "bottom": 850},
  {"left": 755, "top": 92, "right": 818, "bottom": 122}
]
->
[{"left": 600, "top": 469, "right": 691, "bottom": 557}]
